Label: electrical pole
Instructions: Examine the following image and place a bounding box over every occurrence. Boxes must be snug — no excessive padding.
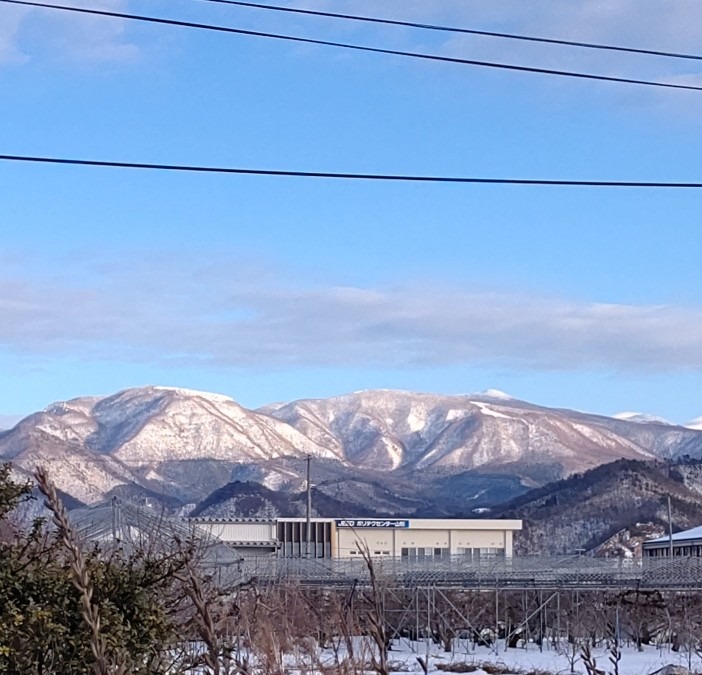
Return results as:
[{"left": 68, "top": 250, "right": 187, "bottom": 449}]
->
[
  {"left": 306, "top": 455, "right": 312, "bottom": 558},
  {"left": 668, "top": 495, "right": 674, "bottom": 559},
  {"left": 111, "top": 495, "right": 118, "bottom": 541}
]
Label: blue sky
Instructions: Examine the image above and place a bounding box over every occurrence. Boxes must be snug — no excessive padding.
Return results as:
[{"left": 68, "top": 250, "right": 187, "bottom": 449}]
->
[{"left": 1, "top": 0, "right": 701, "bottom": 424}]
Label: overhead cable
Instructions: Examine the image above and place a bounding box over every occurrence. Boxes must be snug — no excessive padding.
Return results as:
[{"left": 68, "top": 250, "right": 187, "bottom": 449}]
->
[
  {"left": 3, "top": 153, "right": 702, "bottom": 188},
  {"left": 2, "top": 0, "right": 702, "bottom": 92},
  {"left": 196, "top": 0, "right": 702, "bottom": 63}
]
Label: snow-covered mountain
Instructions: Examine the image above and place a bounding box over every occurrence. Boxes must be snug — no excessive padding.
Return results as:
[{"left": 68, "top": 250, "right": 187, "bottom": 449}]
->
[
  {"left": 0, "top": 386, "right": 336, "bottom": 504},
  {"left": 612, "top": 412, "right": 674, "bottom": 425},
  {"left": 261, "top": 390, "right": 694, "bottom": 477},
  {"left": 1, "top": 386, "right": 701, "bottom": 507}
]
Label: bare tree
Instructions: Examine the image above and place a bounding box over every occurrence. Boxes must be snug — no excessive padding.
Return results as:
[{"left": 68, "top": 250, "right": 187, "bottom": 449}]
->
[{"left": 357, "top": 543, "right": 390, "bottom": 675}]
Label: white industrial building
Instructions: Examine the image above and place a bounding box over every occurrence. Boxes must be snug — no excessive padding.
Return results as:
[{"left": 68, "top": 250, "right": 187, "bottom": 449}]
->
[
  {"left": 189, "top": 516, "right": 522, "bottom": 559},
  {"left": 642, "top": 525, "right": 702, "bottom": 558}
]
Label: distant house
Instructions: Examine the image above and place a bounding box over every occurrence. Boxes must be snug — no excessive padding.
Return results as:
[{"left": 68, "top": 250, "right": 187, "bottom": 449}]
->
[{"left": 642, "top": 525, "right": 702, "bottom": 558}]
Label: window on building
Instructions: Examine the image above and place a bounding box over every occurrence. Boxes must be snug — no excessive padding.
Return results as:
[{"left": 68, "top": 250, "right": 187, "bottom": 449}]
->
[{"left": 401, "top": 547, "right": 422, "bottom": 560}]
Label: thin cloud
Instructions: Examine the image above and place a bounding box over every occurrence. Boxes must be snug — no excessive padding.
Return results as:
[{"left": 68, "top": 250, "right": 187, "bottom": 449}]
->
[
  {"left": 1, "top": 253, "right": 702, "bottom": 373},
  {"left": 0, "top": 0, "right": 140, "bottom": 65},
  {"left": 45, "top": 0, "right": 140, "bottom": 63},
  {"left": 295, "top": 0, "right": 702, "bottom": 107},
  {"left": 304, "top": 0, "right": 702, "bottom": 60},
  {"left": 4, "top": 0, "right": 702, "bottom": 99},
  {"left": 0, "top": 5, "right": 29, "bottom": 65}
]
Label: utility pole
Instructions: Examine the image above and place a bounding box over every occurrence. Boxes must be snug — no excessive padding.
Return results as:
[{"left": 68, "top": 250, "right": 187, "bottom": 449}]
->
[
  {"left": 306, "top": 455, "right": 312, "bottom": 558},
  {"left": 111, "top": 495, "right": 118, "bottom": 541},
  {"left": 668, "top": 496, "right": 674, "bottom": 559}
]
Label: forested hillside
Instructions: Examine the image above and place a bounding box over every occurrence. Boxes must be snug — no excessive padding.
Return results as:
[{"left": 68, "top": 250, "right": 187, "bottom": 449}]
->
[{"left": 496, "top": 458, "right": 702, "bottom": 555}]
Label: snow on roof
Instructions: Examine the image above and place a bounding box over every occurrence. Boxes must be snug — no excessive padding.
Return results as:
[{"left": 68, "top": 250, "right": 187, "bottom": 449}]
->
[{"left": 647, "top": 525, "right": 702, "bottom": 544}]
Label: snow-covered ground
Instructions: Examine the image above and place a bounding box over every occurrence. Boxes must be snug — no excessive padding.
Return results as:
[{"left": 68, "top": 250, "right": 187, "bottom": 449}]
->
[
  {"left": 309, "top": 638, "right": 700, "bottom": 675},
  {"left": 182, "top": 637, "right": 700, "bottom": 674}
]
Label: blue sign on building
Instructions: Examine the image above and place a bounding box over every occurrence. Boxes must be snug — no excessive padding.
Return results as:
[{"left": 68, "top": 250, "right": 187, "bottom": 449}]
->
[{"left": 335, "top": 519, "right": 410, "bottom": 528}]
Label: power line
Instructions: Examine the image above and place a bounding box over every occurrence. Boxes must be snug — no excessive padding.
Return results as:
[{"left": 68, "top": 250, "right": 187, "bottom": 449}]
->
[
  {"left": 3, "top": 153, "right": 702, "bottom": 188},
  {"left": 3, "top": 0, "right": 702, "bottom": 92},
  {"left": 196, "top": 0, "right": 702, "bottom": 64}
]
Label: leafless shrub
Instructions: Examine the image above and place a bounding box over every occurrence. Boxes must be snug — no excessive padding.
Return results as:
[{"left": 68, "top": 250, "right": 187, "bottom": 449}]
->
[
  {"left": 435, "top": 662, "right": 481, "bottom": 672},
  {"left": 608, "top": 632, "right": 621, "bottom": 675},
  {"left": 323, "top": 586, "right": 358, "bottom": 665},
  {"left": 357, "top": 543, "right": 391, "bottom": 675},
  {"left": 316, "top": 658, "right": 363, "bottom": 675},
  {"left": 436, "top": 663, "right": 532, "bottom": 675},
  {"left": 580, "top": 641, "right": 604, "bottom": 675},
  {"left": 176, "top": 554, "right": 229, "bottom": 675},
  {"left": 480, "top": 661, "right": 518, "bottom": 675}
]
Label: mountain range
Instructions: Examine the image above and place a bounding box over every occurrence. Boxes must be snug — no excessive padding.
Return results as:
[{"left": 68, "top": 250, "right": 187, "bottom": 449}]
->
[{"left": 1, "top": 386, "right": 701, "bottom": 517}]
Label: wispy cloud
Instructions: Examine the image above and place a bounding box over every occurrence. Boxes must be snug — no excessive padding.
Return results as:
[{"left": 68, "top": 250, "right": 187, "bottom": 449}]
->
[
  {"left": 294, "top": 0, "right": 702, "bottom": 109},
  {"left": 2, "top": 252, "right": 701, "bottom": 373},
  {"left": 0, "top": 0, "right": 139, "bottom": 66},
  {"left": 5, "top": 0, "right": 702, "bottom": 100},
  {"left": 0, "top": 5, "right": 29, "bottom": 65},
  {"left": 302, "top": 0, "right": 702, "bottom": 62}
]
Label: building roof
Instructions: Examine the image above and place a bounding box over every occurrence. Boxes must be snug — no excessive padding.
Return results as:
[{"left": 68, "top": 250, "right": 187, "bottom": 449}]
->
[
  {"left": 68, "top": 501, "right": 243, "bottom": 565},
  {"left": 188, "top": 517, "right": 275, "bottom": 524},
  {"left": 646, "top": 525, "right": 702, "bottom": 545},
  {"left": 187, "top": 516, "right": 522, "bottom": 530},
  {"left": 276, "top": 517, "right": 522, "bottom": 529}
]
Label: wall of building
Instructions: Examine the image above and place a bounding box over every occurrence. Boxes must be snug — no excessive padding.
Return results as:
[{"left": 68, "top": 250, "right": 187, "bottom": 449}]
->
[
  {"left": 190, "top": 517, "right": 522, "bottom": 560},
  {"left": 643, "top": 541, "right": 702, "bottom": 557},
  {"left": 277, "top": 518, "right": 333, "bottom": 558},
  {"left": 191, "top": 519, "right": 276, "bottom": 544},
  {"left": 334, "top": 519, "right": 521, "bottom": 559}
]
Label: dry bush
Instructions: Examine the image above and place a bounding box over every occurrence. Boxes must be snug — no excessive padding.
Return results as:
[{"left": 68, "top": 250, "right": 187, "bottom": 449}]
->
[
  {"left": 36, "top": 466, "right": 127, "bottom": 675},
  {"left": 357, "top": 543, "right": 391, "bottom": 675},
  {"left": 480, "top": 662, "right": 519, "bottom": 675},
  {"left": 316, "top": 658, "right": 364, "bottom": 675},
  {"left": 436, "top": 664, "right": 539, "bottom": 675},
  {"left": 435, "top": 663, "right": 481, "bottom": 672},
  {"left": 0, "top": 465, "right": 243, "bottom": 675}
]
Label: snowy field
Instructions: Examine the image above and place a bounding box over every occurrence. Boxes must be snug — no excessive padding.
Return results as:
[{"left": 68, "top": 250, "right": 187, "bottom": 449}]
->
[
  {"left": 182, "top": 637, "right": 701, "bottom": 675},
  {"left": 292, "top": 638, "right": 701, "bottom": 675}
]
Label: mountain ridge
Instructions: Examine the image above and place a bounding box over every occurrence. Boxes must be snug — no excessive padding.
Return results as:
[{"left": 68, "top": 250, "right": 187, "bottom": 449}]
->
[{"left": 1, "top": 386, "right": 701, "bottom": 508}]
